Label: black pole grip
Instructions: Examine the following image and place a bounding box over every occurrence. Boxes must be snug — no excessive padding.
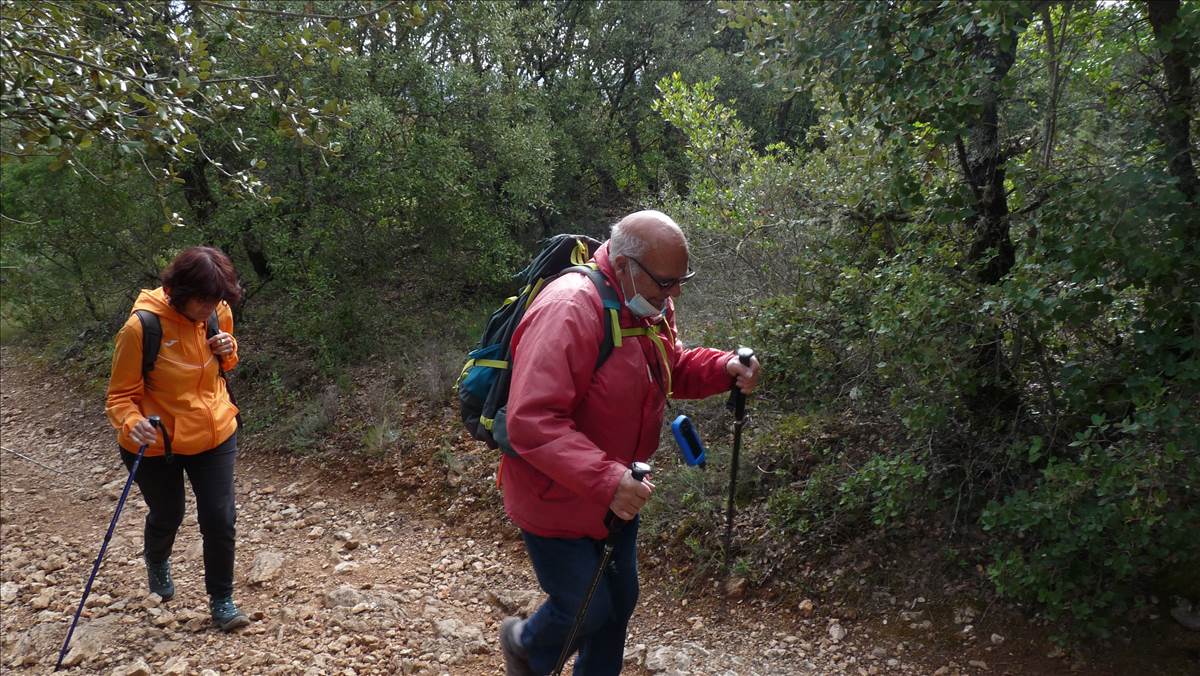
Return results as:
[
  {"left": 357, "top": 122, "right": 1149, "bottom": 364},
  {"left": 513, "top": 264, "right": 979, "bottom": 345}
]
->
[
  {"left": 603, "top": 461, "right": 652, "bottom": 533},
  {"left": 147, "top": 415, "right": 172, "bottom": 462},
  {"left": 630, "top": 461, "right": 651, "bottom": 482},
  {"left": 726, "top": 347, "right": 755, "bottom": 412}
]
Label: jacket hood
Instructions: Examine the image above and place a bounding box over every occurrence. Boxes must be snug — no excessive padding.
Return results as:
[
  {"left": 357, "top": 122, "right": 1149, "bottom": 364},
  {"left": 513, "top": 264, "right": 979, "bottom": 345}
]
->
[
  {"left": 593, "top": 242, "right": 619, "bottom": 297},
  {"left": 132, "top": 287, "right": 187, "bottom": 323}
]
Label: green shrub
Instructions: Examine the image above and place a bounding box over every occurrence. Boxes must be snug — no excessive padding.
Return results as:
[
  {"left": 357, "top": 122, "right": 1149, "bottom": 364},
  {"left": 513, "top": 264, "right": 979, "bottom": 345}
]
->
[
  {"left": 767, "top": 449, "right": 931, "bottom": 536},
  {"left": 982, "top": 422, "right": 1200, "bottom": 638}
]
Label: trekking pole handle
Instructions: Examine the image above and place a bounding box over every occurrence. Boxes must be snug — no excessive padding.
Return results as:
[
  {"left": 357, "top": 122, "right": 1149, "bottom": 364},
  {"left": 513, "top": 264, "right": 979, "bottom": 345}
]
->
[
  {"left": 630, "top": 461, "right": 651, "bottom": 482},
  {"left": 736, "top": 347, "right": 755, "bottom": 367},
  {"left": 603, "top": 461, "right": 652, "bottom": 532},
  {"left": 147, "top": 415, "right": 173, "bottom": 462},
  {"left": 727, "top": 347, "right": 755, "bottom": 414}
]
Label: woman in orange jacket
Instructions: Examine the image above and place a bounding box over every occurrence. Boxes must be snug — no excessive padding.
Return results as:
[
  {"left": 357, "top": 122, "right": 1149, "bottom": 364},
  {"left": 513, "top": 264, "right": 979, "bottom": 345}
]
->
[{"left": 105, "top": 246, "right": 249, "bottom": 631}]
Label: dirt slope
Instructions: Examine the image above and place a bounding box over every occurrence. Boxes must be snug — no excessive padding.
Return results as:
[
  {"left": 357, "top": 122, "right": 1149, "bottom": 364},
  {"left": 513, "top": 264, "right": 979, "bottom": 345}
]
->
[{"left": 2, "top": 347, "right": 1192, "bottom": 675}]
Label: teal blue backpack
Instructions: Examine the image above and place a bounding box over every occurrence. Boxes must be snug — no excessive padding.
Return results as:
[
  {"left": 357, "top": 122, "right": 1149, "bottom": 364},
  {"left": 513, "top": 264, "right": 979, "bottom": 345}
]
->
[{"left": 457, "top": 234, "right": 623, "bottom": 456}]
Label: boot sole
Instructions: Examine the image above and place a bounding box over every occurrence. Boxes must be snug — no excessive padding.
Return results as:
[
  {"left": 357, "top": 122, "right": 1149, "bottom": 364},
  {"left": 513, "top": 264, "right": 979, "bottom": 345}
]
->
[{"left": 215, "top": 614, "right": 250, "bottom": 632}]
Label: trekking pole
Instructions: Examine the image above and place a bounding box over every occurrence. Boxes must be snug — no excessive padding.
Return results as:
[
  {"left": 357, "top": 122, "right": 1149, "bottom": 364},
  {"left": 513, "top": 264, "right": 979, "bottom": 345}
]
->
[
  {"left": 723, "top": 347, "right": 754, "bottom": 576},
  {"left": 552, "top": 461, "right": 651, "bottom": 676},
  {"left": 56, "top": 416, "right": 161, "bottom": 671}
]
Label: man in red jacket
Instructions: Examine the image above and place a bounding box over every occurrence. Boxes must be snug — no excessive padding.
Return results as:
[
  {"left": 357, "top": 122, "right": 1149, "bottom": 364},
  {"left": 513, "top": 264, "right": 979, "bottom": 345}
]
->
[{"left": 498, "top": 210, "right": 760, "bottom": 675}]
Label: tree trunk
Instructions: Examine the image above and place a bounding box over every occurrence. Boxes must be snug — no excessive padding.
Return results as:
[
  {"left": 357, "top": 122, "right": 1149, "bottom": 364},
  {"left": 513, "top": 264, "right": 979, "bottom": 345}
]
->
[
  {"left": 958, "top": 26, "right": 1022, "bottom": 417},
  {"left": 1146, "top": 0, "right": 1199, "bottom": 207},
  {"left": 1039, "top": 4, "right": 1066, "bottom": 169},
  {"left": 180, "top": 154, "right": 216, "bottom": 226},
  {"left": 1146, "top": 0, "right": 1199, "bottom": 362},
  {"left": 628, "top": 123, "right": 649, "bottom": 193},
  {"left": 961, "top": 32, "right": 1018, "bottom": 286},
  {"left": 241, "top": 232, "right": 272, "bottom": 282}
]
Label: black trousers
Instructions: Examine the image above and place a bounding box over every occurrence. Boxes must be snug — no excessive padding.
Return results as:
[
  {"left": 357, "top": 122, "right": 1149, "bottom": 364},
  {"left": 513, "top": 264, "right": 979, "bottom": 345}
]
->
[{"left": 121, "top": 433, "right": 238, "bottom": 598}]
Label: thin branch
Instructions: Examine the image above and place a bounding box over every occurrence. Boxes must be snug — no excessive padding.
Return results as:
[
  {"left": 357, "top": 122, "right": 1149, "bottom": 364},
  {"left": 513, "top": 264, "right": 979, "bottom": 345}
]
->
[
  {"left": 0, "top": 3, "right": 41, "bottom": 27},
  {"left": 22, "top": 50, "right": 77, "bottom": 80},
  {"left": 0, "top": 149, "right": 58, "bottom": 159},
  {"left": 68, "top": 154, "right": 112, "bottom": 185},
  {"left": 196, "top": 0, "right": 400, "bottom": 21},
  {"left": 954, "top": 134, "right": 981, "bottom": 200},
  {"left": 8, "top": 46, "right": 170, "bottom": 83},
  {"left": 1, "top": 213, "right": 42, "bottom": 225},
  {"left": 195, "top": 137, "right": 235, "bottom": 179},
  {"left": 201, "top": 74, "right": 278, "bottom": 84},
  {"left": 42, "top": 0, "right": 114, "bottom": 25},
  {"left": 1000, "top": 135, "right": 1037, "bottom": 163}
]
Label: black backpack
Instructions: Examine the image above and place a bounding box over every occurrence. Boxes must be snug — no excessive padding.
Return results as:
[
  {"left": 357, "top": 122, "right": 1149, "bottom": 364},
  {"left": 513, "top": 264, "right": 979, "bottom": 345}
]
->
[
  {"left": 135, "top": 309, "right": 240, "bottom": 423},
  {"left": 458, "top": 234, "right": 626, "bottom": 456}
]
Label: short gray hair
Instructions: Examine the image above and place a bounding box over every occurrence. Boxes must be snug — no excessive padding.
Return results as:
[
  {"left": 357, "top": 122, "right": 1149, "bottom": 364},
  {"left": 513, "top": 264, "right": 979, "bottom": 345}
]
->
[{"left": 609, "top": 221, "right": 649, "bottom": 260}]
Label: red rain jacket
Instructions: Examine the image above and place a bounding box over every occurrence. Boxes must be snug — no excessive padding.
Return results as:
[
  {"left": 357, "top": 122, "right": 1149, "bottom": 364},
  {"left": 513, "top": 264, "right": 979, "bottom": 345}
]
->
[{"left": 502, "top": 242, "right": 734, "bottom": 539}]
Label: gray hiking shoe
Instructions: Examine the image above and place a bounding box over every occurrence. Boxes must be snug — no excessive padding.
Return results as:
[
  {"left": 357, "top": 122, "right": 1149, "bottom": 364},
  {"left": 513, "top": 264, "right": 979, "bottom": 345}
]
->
[
  {"left": 145, "top": 556, "right": 174, "bottom": 601},
  {"left": 499, "top": 616, "right": 534, "bottom": 676},
  {"left": 210, "top": 595, "right": 250, "bottom": 631}
]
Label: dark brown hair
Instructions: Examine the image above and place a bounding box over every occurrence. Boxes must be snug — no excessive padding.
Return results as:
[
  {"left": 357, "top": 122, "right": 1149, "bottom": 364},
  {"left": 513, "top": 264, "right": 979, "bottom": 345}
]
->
[{"left": 161, "top": 246, "right": 242, "bottom": 309}]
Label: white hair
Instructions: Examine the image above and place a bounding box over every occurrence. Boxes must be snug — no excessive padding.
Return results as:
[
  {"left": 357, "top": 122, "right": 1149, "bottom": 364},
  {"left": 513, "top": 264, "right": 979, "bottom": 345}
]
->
[
  {"left": 610, "top": 210, "right": 686, "bottom": 259},
  {"left": 609, "top": 220, "right": 649, "bottom": 260}
]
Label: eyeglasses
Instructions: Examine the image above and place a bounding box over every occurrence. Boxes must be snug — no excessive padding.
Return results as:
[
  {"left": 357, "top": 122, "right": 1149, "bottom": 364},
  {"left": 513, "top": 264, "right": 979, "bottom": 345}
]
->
[{"left": 628, "top": 256, "right": 696, "bottom": 290}]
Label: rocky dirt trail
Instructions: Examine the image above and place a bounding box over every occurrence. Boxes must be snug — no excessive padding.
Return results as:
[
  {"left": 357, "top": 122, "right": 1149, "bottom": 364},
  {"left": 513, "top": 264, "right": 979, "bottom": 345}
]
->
[{"left": 1, "top": 346, "right": 1173, "bottom": 675}]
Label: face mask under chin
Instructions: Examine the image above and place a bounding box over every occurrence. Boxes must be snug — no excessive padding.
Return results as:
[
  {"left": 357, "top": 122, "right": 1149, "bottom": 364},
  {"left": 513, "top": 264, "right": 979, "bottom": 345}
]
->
[{"left": 622, "top": 265, "right": 664, "bottom": 319}]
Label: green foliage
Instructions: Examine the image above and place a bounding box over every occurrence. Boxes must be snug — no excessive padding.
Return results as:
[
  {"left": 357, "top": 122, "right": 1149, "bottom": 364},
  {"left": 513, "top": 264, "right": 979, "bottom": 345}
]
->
[
  {"left": 657, "top": 0, "right": 1200, "bottom": 640},
  {"left": 0, "top": 154, "right": 169, "bottom": 338},
  {"left": 0, "top": 0, "right": 410, "bottom": 196},
  {"left": 6, "top": 0, "right": 1197, "bottom": 647},
  {"left": 721, "top": 0, "right": 1037, "bottom": 141},
  {"left": 639, "top": 429, "right": 732, "bottom": 583},
  {"left": 766, "top": 441, "right": 930, "bottom": 538},
  {"left": 839, "top": 451, "right": 931, "bottom": 526},
  {"left": 982, "top": 427, "right": 1200, "bottom": 637}
]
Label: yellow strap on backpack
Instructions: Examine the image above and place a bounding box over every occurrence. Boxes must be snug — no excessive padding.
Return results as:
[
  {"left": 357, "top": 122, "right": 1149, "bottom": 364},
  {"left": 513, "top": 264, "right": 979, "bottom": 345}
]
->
[
  {"left": 570, "top": 238, "right": 589, "bottom": 266},
  {"left": 621, "top": 326, "right": 673, "bottom": 398},
  {"left": 456, "top": 358, "right": 509, "bottom": 390}
]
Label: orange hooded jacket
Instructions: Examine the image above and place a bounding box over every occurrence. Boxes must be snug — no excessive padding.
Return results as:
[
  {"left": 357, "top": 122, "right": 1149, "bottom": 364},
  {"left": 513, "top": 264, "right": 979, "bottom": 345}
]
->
[{"left": 106, "top": 288, "right": 240, "bottom": 457}]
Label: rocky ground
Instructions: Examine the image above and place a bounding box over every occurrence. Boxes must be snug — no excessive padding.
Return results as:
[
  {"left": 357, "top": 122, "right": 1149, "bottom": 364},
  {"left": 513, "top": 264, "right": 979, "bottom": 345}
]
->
[{"left": 2, "top": 347, "right": 1196, "bottom": 675}]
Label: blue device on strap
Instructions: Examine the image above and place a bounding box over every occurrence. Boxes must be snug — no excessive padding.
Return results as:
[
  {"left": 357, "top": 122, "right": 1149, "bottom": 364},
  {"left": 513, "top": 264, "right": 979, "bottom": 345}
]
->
[{"left": 671, "top": 415, "right": 707, "bottom": 468}]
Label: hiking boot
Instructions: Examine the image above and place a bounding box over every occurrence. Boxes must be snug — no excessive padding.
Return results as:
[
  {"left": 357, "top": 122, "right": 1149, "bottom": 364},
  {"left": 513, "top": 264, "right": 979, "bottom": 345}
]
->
[
  {"left": 499, "top": 616, "right": 534, "bottom": 676},
  {"left": 209, "top": 595, "right": 250, "bottom": 632},
  {"left": 145, "top": 556, "right": 174, "bottom": 602}
]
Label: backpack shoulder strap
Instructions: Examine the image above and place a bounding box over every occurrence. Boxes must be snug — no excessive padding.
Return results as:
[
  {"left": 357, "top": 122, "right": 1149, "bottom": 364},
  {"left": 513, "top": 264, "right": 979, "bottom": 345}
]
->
[
  {"left": 134, "top": 309, "right": 161, "bottom": 383},
  {"left": 575, "top": 265, "right": 622, "bottom": 371}
]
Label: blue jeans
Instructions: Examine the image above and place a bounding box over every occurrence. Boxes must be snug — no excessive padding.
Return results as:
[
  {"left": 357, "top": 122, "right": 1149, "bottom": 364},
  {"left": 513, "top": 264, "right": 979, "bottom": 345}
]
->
[
  {"left": 120, "top": 433, "right": 237, "bottom": 598},
  {"left": 519, "top": 518, "right": 639, "bottom": 676}
]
